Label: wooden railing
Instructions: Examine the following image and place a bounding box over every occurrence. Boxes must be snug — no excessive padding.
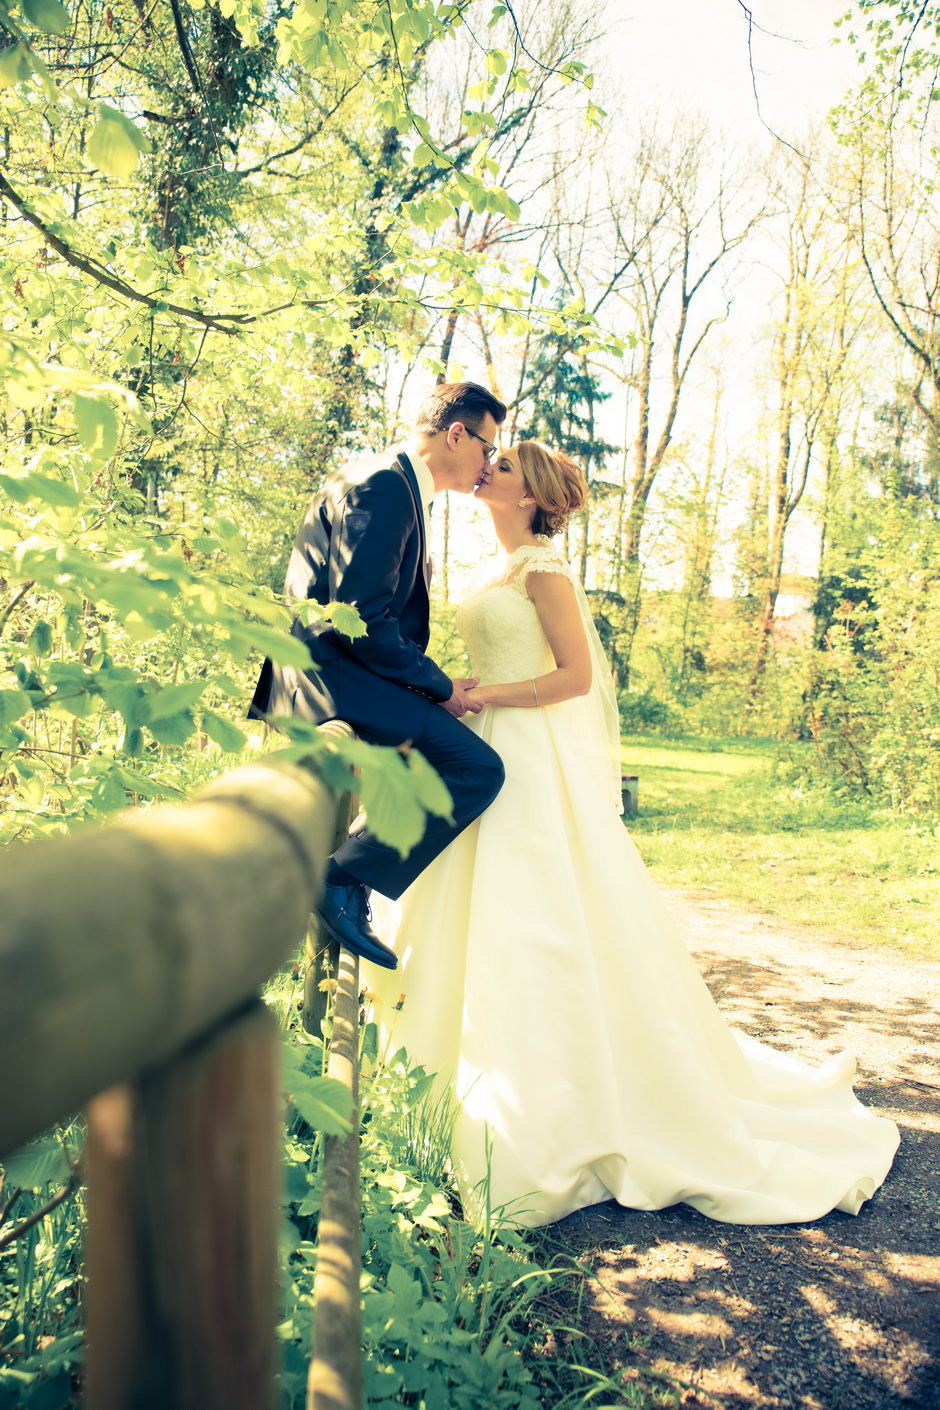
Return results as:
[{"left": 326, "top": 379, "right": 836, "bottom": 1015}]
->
[{"left": 0, "top": 739, "right": 365, "bottom": 1410}]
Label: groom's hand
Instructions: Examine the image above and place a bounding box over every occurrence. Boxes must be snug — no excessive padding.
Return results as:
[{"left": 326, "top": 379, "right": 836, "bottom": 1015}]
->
[{"left": 442, "top": 677, "right": 483, "bottom": 716}]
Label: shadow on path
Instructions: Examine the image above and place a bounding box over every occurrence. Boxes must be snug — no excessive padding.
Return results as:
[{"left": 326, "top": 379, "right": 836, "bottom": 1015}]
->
[{"left": 539, "top": 893, "right": 940, "bottom": 1408}]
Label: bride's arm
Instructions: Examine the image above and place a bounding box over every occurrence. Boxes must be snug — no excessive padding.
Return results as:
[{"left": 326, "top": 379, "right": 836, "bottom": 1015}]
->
[{"left": 469, "top": 571, "right": 593, "bottom": 707}]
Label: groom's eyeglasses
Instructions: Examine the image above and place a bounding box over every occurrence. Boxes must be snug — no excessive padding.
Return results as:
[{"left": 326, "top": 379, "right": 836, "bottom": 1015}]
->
[{"left": 466, "top": 427, "right": 498, "bottom": 462}]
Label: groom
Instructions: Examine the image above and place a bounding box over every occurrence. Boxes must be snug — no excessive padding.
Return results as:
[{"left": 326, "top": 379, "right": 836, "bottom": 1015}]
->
[{"left": 249, "top": 381, "right": 507, "bottom": 970}]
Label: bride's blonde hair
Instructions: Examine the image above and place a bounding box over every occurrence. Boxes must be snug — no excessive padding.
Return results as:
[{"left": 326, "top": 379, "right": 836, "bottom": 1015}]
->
[{"left": 516, "top": 440, "right": 587, "bottom": 536}]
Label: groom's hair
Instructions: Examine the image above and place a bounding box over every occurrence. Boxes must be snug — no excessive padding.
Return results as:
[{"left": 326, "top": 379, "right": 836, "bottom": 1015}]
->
[{"left": 415, "top": 381, "right": 506, "bottom": 435}]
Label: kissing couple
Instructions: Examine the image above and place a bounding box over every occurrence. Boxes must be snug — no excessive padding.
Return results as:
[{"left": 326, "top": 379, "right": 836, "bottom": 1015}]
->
[{"left": 251, "top": 381, "right": 898, "bottom": 1229}]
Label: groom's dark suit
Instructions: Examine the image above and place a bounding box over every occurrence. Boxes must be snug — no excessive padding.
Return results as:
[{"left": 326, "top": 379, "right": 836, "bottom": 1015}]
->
[{"left": 249, "top": 449, "right": 504, "bottom": 900}]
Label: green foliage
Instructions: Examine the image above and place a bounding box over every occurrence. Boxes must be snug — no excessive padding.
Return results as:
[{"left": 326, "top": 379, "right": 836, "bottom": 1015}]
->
[
  {"left": 0, "top": 0, "right": 607, "bottom": 852},
  {"left": 625, "top": 733, "right": 940, "bottom": 958},
  {"left": 279, "top": 1031, "right": 573, "bottom": 1410},
  {"left": 0, "top": 1124, "right": 84, "bottom": 1408},
  {"left": 833, "top": 0, "right": 940, "bottom": 128}
]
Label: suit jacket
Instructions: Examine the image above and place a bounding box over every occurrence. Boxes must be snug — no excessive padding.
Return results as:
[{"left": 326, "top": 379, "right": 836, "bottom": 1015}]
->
[{"left": 249, "top": 450, "right": 452, "bottom": 724}]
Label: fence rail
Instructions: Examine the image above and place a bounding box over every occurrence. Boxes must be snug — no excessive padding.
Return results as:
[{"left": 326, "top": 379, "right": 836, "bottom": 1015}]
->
[{"left": 0, "top": 738, "right": 365, "bottom": 1410}]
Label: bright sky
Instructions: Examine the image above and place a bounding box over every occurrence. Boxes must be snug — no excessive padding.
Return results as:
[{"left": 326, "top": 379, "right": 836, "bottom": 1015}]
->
[
  {"left": 438, "top": 0, "right": 865, "bottom": 595},
  {"left": 601, "top": 0, "right": 859, "bottom": 142}
]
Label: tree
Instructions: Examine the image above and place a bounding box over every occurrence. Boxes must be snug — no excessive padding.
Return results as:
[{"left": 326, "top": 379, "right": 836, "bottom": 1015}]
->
[
  {"left": 0, "top": 0, "right": 600, "bottom": 839},
  {"left": 748, "top": 143, "right": 863, "bottom": 697}
]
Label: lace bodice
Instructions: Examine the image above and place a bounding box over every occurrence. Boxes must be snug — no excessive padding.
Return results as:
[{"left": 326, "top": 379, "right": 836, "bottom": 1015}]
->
[{"left": 455, "top": 538, "right": 572, "bottom": 684}]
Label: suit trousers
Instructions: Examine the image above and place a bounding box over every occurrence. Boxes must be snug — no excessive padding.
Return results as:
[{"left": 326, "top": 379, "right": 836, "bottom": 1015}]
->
[{"left": 314, "top": 655, "right": 505, "bottom": 900}]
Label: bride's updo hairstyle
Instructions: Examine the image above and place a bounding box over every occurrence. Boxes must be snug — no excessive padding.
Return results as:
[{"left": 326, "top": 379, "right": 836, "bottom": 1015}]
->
[{"left": 517, "top": 440, "right": 587, "bottom": 537}]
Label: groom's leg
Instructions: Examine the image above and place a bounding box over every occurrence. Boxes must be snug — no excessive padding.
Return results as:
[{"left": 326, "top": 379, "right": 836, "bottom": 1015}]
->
[{"left": 331, "top": 694, "right": 504, "bottom": 901}]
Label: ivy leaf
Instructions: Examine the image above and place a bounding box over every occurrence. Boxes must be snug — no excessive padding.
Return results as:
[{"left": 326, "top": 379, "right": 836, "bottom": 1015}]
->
[
  {"left": 73, "top": 393, "right": 119, "bottom": 457},
  {"left": 22, "top": 0, "right": 71, "bottom": 35},
  {"left": 146, "top": 679, "right": 207, "bottom": 722},
  {"left": 87, "top": 103, "right": 152, "bottom": 178},
  {"left": 201, "top": 710, "right": 247, "bottom": 753},
  {"left": 288, "top": 1074, "right": 353, "bottom": 1136}
]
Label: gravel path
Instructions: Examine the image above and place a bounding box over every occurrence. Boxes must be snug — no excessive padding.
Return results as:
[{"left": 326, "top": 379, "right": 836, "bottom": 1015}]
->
[{"left": 546, "top": 887, "right": 940, "bottom": 1409}]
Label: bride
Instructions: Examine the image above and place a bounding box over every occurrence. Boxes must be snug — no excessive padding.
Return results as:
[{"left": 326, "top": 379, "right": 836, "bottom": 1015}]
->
[{"left": 365, "top": 440, "right": 899, "bottom": 1228}]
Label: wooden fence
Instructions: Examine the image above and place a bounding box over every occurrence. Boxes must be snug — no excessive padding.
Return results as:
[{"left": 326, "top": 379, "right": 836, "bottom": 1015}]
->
[{"left": 0, "top": 738, "right": 365, "bottom": 1410}]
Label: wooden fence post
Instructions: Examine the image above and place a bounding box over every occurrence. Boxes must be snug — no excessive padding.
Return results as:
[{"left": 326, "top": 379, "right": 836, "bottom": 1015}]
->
[
  {"left": 307, "top": 945, "right": 362, "bottom": 1410},
  {"left": 84, "top": 1001, "right": 282, "bottom": 1410},
  {"left": 303, "top": 723, "right": 359, "bottom": 1040}
]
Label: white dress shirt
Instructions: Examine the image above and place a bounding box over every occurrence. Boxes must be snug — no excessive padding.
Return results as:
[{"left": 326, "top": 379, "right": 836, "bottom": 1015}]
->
[{"left": 401, "top": 442, "right": 434, "bottom": 558}]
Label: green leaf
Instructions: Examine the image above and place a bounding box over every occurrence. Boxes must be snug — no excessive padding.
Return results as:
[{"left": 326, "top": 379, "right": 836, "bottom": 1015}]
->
[
  {"left": 0, "top": 44, "right": 32, "bottom": 87},
  {"left": 91, "top": 767, "right": 129, "bottom": 812},
  {"left": 228, "top": 621, "right": 313, "bottom": 669},
  {"left": 33, "top": 473, "right": 81, "bottom": 507},
  {"left": 147, "top": 709, "right": 196, "bottom": 746},
  {"left": 146, "top": 679, "right": 207, "bottom": 721},
  {"left": 103, "top": 679, "right": 147, "bottom": 728},
  {"left": 358, "top": 747, "right": 426, "bottom": 857},
  {"left": 361, "top": 1020, "right": 378, "bottom": 1064},
  {"left": 2, "top": 1135, "right": 72, "bottom": 1189},
  {"left": 28, "top": 620, "right": 53, "bottom": 657},
  {"left": 0, "top": 689, "right": 33, "bottom": 727},
  {"left": 0, "top": 473, "right": 34, "bottom": 503},
  {"left": 87, "top": 103, "right": 152, "bottom": 178},
  {"left": 22, "top": 0, "right": 70, "bottom": 35},
  {"left": 115, "top": 765, "right": 185, "bottom": 798},
  {"left": 73, "top": 393, "right": 118, "bottom": 457},
  {"left": 0, "top": 472, "right": 80, "bottom": 507},
  {"left": 202, "top": 710, "right": 247, "bottom": 753},
  {"left": 325, "top": 600, "right": 367, "bottom": 640},
  {"left": 316, "top": 750, "right": 357, "bottom": 793},
  {"left": 121, "top": 727, "right": 144, "bottom": 757},
  {"left": 212, "top": 672, "right": 242, "bottom": 699},
  {"left": 289, "top": 1075, "right": 353, "bottom": 1136},
  {"left": 405, "top": 747, "right": 453, "bottom": 821},
  {"left": 485, "top": 47, "right": 507, "bottom": 75}
]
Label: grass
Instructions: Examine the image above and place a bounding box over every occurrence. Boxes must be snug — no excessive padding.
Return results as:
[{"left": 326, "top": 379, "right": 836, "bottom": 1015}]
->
[{"left": 621, "top": 733, "right": 940, "bottom": 960}]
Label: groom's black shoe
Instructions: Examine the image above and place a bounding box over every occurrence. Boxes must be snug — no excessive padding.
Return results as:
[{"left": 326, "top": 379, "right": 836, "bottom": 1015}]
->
[{"left": 315, "top": 880, "right": 399, "bottom": 971}]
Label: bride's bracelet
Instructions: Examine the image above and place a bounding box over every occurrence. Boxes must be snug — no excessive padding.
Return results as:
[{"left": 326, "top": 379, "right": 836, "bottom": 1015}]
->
[{"left": 531, "top": 678, "right": 540, "bottom": 706}]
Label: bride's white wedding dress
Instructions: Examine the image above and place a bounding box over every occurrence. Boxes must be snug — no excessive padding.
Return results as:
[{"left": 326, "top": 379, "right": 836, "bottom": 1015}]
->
[{"left": 365, "top": 540, "right": 899, "bottom": 1227}]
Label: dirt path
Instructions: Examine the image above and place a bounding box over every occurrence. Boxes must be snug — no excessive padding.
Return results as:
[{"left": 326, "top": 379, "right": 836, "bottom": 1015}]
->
[{"left": 547, "top": 887, "right": 940, "bottom": 1409}]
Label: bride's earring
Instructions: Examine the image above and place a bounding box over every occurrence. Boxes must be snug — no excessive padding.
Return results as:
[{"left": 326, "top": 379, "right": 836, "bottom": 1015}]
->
[{"left": 518, "top": 498, "right": 528, "bottom": 508}]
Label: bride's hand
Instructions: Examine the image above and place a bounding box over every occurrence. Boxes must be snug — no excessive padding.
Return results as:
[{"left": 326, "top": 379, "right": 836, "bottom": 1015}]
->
[
  {"left": 442, "top": 677, "right": 484, "bottom": 716},
  {"left": 466, "top": 684, "right": 489, "bottom": 707}
]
